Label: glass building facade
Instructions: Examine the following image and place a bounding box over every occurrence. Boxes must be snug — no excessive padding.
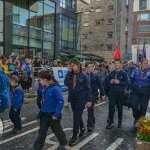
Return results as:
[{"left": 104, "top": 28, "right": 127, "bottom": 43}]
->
[{"left": 0, "top": 0, "right": 77, "bottom": 59}]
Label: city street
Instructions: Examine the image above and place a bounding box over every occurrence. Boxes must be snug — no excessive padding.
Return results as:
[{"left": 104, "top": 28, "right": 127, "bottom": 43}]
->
[{"left": 1, "top": 93, "right": 149, "bottom": 150}]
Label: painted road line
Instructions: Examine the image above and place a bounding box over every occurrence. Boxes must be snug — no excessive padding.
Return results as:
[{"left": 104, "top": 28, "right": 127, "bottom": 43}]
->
[
  {"left": 71, "top": 132, "right": 99, "bottom": 150},
  {"left": 46, "top": 132, "right": 99, "bottom": 150},
  {"left": 106, "top": 138, "right": 124, "bottom": 150},
  {"left": 4, "top": 118, "right": 26, "bottom": 129},
  {"left": 84, "top": 101, "right": 106, "bottom": 111},
  {"left": 4, "top": 120, "right": 38, "bottom": 134},
  {"left": 3, "top": 117, "right": 26, "bottom": 123},
  {"left": 0, "top": 127, "right": 39, "bottom": 145}
]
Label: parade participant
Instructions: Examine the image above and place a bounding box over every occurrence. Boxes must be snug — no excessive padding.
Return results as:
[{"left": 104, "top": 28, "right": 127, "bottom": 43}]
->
[
  {"left": 64, "top": 58, "right": 92, "bottom": 146},
  {"left": 34, "top": 69, "right": 67, "bottom": 150},
  {"left": 35, "top": 81, "right": 43, "bottom": 110},
  {"left": 0, "top": 70, "right": 10, "bottom": 113},
  {"left": 124, "top": 60, "right": 136, "bottom": 79},
  {"left": 9, "top": 75, "right": 24, "bottom": 134},
  {"left": 86, "top": 63, "right": 105, "bottom": 132},
  {"left": 129, "top": 58, "right": 150, "bottom": 125},
  {"left": 106, "top": 60, "right": 129, "bottom": 129}
]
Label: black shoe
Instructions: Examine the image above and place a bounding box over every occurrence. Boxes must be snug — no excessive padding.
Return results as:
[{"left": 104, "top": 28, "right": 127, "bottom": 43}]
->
[
  {"left": 87, "top": 126, "right": 93, "bottom": 132},
  {"left": 69, "top": 137, "right": 79, "bottom": 146},
  {"left": 118, "top": 123, "right": 122, "bottom": 128},
  {"left": 106, "top": 123, "right": 114, "bottom": 129},
  {"left": 13, "top": 128, "right": 22, "bottom": 134},
  {"left": 57, "top": 145, "right": 67, "bottom": 150},
  {"left": 79, "top": 128, "right": 86, "bottom": 137}
]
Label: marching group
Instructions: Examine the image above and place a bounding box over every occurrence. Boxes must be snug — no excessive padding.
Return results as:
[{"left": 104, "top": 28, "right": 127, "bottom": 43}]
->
[{"left": 0, "top": 55, "right": 150, "bottom": 150}]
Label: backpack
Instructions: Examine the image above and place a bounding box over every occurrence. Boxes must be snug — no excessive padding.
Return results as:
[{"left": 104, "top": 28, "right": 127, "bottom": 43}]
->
[{"left": 0, "top": 71, "right": 10, "bottom": 113}]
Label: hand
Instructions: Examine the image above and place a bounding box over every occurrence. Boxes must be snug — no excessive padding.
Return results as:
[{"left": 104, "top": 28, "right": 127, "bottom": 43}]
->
[
  {"left": 86, "top": 102, "right": 92, "bottom": 108},
  {"left": 101, "top": 96, "right": 106, "bottom": 101},
  {"left": 114, "top": 79, "right": 120, "bottom": 84},
  {"left": 52, "top": 116, "right": 58, "bottom": 120},
  {"left": 110, "top": 79, "right": 115, "bottom": 84}
]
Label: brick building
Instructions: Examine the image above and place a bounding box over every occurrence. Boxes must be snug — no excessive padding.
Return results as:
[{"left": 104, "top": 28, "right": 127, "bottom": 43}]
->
[{"left": 132, "top": 0, "right": 150, "bottom": 62}]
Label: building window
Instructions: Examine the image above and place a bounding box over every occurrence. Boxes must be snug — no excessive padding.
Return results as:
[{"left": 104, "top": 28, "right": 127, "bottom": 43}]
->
[
  {"left": 83, "top": 22, "right": 89, "bottom": 27},
  {"left": 108, "top": 5, "right": 113, "bottom": 11},
  {"left": 137, "top": 25, "right": 150, "bottom": 32},
  {"left": 108, "top": 18, "right": 114, "bottom": 24},
  {"left": 60, "top": 0, "right": 76, "bottom": 12},
  {"left": 95, "top": 20, "right": 100, "bottom": 26},
  {"left": 137, "top": 13, "right": 150, "bottom": 21},
  {"left": 83, "top": 34, "right": 88, "bottom": 39},
  {"left": 107, "top": 32, "right": 113, "bottom": 38},
  {"left": 82, "top": 45, "right": 87, "bottom": 50},
  {"left": 106, "top": 45, "right": 112, "bottom": 51},
  {"left": 84, "top": 12, "right": 89, "bottom": 15},
  {"left": 95, "top": 8, "right": 101, "bottom": 13},
  {"left": 139, "top": 0, "right": 147, "bottom": 10}
]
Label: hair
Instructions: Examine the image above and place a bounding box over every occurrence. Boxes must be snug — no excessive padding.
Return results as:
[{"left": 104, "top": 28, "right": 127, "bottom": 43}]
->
[
  {"left": 70, "top": 58, "right": 82, "bottom": 72},
  {"left": 10, "top": 75, "right": 19, "bottom": 83},
  {"left": 114, "top": 59, "right": 122, "bottom": 63},
  {"left": 38, "top": 69, "right": 53, "bottom": 81},
  {"left": 141, "top": 58, "right": 148, "bottom": 63}
]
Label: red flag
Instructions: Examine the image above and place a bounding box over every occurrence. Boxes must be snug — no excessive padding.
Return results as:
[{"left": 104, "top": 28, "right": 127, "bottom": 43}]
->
[{"left": 114, "top": 43, "right": 121, "bottom": 60}]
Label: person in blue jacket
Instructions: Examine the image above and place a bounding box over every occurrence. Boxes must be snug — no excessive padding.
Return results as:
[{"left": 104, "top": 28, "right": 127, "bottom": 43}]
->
[
  {"left": 85, "top": 63, "right": 105, "bottom": 132},
  {"left": 34, "top": 69, "right": 67, "bottom": 150},
  {"left": 106, "top": 60, "right": 129, "bottom": 129},
  {"left": 9, "top": 75, "right": 24, "bottom": 134},
  {"left": 64, "top": 58, "right": 92, "bottom": 146},
  {"left": 0, "top": 70, "right": 10, "bottom": 113},
  {"left": 129, "top": 58, "right": 150, "bottom": 125},
  {"left": 124, "top": 60, "right": 136, "bottom": 80}
]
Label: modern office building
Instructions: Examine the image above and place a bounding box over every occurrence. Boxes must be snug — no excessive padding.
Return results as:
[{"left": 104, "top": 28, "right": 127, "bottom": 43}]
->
[
  {"left": 132, "top": 0, "right": 150, "bottom": 62},
  {"left": 0, "top": 0, "right": 77, "bottom": 59}
]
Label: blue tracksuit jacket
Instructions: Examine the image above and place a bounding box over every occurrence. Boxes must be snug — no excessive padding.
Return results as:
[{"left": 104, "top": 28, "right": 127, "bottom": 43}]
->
[
  {"left": 41, "top": 85, "right": 64, "bottom": 118},
  {"left": 11, "top": 84, "right": 24, "bottom": 109}
]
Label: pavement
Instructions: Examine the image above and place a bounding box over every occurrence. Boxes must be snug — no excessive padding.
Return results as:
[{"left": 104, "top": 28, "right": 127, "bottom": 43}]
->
[{"left": 0, "top": 93, "right": 150, "bottom": 150}]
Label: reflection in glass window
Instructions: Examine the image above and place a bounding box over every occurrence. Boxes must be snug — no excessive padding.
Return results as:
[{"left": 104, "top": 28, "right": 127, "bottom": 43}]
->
[
  {"left": 60, "top": 15, "right": 75, "bottom": 52},
  {"left": 139, "top": 0, "right": 147, "bottom": 10},
  {"left": 137, "top": 13, "right": 150, "bottom": 21},
  {"left": 60, "top": 0, "right": 76, "bottom": 12},
  {"left": 137, "top": 25, "right": 150, "bottom": 32},
  {"left": 0, "top": 33, "right": 3, "bottom": 42},
  {"left": 0, "top": 0, "right": 3, "bottom": 21},
  {"left": 44, "top": 4, "right": 55, "bottom": 33},
  {"left": 12, "top": 36, "right": 28, "bottom": 46}
]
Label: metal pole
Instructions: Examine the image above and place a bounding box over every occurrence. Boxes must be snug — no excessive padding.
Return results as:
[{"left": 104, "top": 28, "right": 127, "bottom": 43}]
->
[
  {"left": 137, "top": 17, "right": 141, "bottom": 65},
  {"left": 80, "top": 11, "right": 83, "bottom": 61}
]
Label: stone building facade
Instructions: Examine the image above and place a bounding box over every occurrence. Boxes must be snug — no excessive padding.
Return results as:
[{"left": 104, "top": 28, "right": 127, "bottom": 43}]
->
[{"left": 77, "top": 0, "right": 131, "bottom": 61}]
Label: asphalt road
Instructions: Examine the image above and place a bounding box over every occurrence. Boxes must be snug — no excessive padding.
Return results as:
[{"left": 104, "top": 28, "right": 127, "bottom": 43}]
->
[{"left": 0, "top": 93, "right": 149, "bottom": 150}]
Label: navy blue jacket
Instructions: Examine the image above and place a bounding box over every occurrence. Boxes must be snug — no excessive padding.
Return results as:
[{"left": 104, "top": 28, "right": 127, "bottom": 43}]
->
[
  {"left": 11, "top": 84, "right": 24, "bottom": 109},
  {"left": 130, "top": 68, "right": 150, "bottom": 87},
  {"left": 107, "top": 70, "right": 129, "bottom": 94},
  {"left": 124, "top": 66, "right": 136, "bottom": 79},
  {"left": 41, "top": 85, "right": 64, "bottom": 118},
  {"left": 86, "top": 72, "right": 105, "bottom": 96},
  {"left": 64, "top": 71, "right": 92, "bottom": 102}
]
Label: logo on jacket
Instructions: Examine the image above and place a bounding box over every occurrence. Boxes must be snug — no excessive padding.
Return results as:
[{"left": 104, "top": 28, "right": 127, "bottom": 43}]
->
[{"left": 0, "top": 118, "right": 3, "bottom": 137}]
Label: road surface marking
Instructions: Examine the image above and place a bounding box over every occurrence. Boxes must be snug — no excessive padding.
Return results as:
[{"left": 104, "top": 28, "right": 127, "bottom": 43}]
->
[
  {"left": 46, "top": 132, "right": 99, "bottom": 150},
  {"left": 84, "top": 101, "right": 106, "bottom": 111},
  {"left": 0, "top": 127, "right": 39, "bottom": 145},
  {"left": 3, "top": 117, "right": 26, "bottom": 123},
  {"left": 71, "top": 132, "right": 99, "bottom": 150},
  {"left": 106, "top": 138, "right": 124, "bottom": 150},
  {"left": 4, "top": 120, "right": 38, "bottom": 134}
]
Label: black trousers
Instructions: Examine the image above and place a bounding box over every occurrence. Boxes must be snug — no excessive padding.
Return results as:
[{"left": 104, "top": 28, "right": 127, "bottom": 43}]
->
[
  {"left": 70, "top": 99, "right": 86, "bottom": 137},
  {"left": 34, "top": 113, "right": 67, "bottom": 150},
  {"left": 87, "top": 91, "right": 98, "bottom": 127},
  {"left": 108, "top": 92, "right": 124, "bottom": 124},
  {"left": 9, "top": 107, "right": 22, "bottom": 130}
]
